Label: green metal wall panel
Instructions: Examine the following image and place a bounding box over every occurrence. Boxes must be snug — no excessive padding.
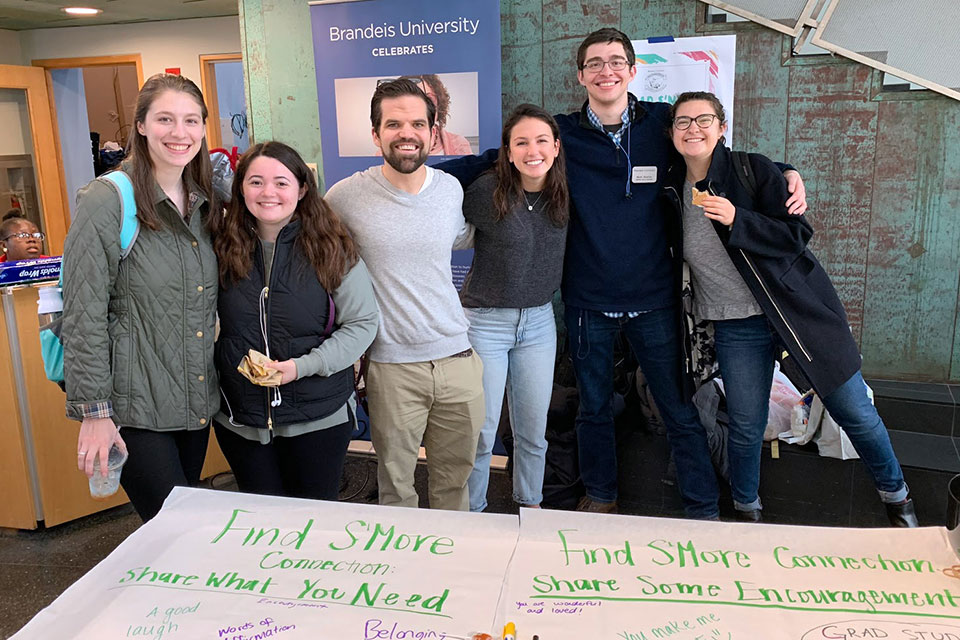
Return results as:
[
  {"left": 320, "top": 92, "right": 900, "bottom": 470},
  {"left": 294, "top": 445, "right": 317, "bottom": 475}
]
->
[
  {"left": 861, "top": 100, "right": 960, "bottom": 381},
  {"left": 730, "top": 28, "right": 789, "bottom": 159},
  {"left": 239, "top": 0, "right": 324, "bottom": 186},
  {"left": 500, "top": 0, "right": 543, "bottom": 113},
  {"left": 784, "top": 62, "right": 878, "bottom": 344},
  {"left": 620, "top": 0, "right": 699, "bottom": 40}
]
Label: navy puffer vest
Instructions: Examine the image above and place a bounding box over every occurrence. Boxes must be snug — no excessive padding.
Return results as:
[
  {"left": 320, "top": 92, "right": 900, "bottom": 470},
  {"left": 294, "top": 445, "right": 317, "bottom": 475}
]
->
[{"left": 216, "top": 220, "right": 355, "bottom": 427}]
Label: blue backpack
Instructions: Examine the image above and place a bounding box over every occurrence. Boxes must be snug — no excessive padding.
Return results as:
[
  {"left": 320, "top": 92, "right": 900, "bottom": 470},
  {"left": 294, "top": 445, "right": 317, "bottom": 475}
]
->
[{"left": 40, "top": 171, "right": 140, "bottom": 386}]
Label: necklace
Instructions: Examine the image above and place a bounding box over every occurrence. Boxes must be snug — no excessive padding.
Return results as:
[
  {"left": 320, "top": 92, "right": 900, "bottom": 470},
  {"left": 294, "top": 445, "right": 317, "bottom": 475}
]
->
[{"left": 522, "top": 190, "right": 543, "bottom": 211}]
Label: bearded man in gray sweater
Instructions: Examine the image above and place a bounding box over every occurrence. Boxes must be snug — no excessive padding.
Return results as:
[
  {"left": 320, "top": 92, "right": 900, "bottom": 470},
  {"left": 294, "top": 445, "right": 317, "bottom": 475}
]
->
[{"left": 325, "top": 79, "right": 483, "bottom": 511}]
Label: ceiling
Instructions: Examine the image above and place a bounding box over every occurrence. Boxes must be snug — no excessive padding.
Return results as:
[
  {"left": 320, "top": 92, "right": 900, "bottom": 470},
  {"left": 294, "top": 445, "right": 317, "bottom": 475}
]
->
[{"left": 0, "top": 0, "right": 239, "bottom": 31}]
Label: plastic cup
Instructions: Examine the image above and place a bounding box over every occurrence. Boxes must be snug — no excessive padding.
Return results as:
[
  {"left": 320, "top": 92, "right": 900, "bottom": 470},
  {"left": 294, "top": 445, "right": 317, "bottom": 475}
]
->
[{"left": 88, "top": 443, "right": 128, "bottom": 499}]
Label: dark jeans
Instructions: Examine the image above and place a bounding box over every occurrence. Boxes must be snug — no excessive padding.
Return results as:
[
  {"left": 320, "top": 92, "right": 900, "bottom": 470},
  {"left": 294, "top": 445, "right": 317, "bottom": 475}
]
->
[
  {"left": 119, "top": 426, "right": 210, "bottom": 522},
  {"left": 214, "top": 420, "right": 353, "bottom": 501},
  {"left": 713, "top": 314, "right": 907, "bottom": 508},
  {"left": 565, "top": 304, "right": 719, "bottom": 518}
]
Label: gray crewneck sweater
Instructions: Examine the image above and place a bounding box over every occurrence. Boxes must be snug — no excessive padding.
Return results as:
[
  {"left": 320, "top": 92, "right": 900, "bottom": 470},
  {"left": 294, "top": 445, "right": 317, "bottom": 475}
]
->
[
  {"left": 325, "top": 166, "right": 472, "bottom": 363},
  {"left": 460, "top": 172, "right": 567, "bottom": 309}
]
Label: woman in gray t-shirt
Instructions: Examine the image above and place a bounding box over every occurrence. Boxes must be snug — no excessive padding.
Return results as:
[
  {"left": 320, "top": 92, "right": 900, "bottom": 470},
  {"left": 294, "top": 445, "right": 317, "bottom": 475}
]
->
[
  {"left": 664, "top": 91, "right": 915, "bottom": 527},
  {"left": 460, "top": 104, "right": 569, "bottom": 512}
]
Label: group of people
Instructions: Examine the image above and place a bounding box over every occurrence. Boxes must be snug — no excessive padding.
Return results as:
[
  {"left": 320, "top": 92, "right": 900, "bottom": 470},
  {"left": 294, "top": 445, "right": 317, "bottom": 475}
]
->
[{"left": 62, "top": 27, "right": 917, "bottom": 528}]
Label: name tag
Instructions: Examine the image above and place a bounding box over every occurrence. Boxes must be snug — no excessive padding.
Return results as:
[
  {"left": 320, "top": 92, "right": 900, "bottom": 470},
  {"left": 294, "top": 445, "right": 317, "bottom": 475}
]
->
[{"left": 632, "top": 166, "right": 657, "bottom": 183}]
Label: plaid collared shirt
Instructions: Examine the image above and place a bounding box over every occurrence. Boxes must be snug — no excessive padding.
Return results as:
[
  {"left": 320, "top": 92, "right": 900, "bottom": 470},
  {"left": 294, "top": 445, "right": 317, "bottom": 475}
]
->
[
  {"left": 586, "top": 94, "right": 636, "bottom": 147},
  {"left": 78, "top": 400, "right": 113, "bottom": 419}
]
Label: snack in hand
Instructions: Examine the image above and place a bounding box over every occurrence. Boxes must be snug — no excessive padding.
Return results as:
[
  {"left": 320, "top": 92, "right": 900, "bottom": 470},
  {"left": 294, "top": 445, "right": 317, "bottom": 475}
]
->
[
  {"left": 237, "top": 349, "right": 283, "bottom": 387},
  {"left": 691, "top": 187, "right": 709, "bottom": 207}
]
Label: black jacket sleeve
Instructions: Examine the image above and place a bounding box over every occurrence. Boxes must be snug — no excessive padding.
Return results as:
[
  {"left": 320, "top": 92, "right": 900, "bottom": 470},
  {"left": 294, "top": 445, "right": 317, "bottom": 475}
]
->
[
  {"left": 436, "top": 147, "right": 499, "bottom": 189},
  {"left": 726, "top": 153, "right": 813, "bottom": 258}
]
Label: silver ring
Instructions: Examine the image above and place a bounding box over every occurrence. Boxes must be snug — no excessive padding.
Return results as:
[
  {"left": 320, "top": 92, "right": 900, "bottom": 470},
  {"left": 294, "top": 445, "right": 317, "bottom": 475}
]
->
[{"left": 78, "top": 451, "right": 87, "bottom": 456}]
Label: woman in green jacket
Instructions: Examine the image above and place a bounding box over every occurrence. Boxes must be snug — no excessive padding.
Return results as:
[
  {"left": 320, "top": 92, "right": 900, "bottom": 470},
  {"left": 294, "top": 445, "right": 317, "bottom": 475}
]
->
[{"left": 62, "top": 74, "right": 220, "bottom": 521}]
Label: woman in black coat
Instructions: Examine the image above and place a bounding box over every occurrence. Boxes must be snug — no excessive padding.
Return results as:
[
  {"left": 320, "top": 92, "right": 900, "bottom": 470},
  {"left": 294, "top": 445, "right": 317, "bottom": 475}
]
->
[{"left": 662, "top": 91, "right": 916, "bottom": 527}]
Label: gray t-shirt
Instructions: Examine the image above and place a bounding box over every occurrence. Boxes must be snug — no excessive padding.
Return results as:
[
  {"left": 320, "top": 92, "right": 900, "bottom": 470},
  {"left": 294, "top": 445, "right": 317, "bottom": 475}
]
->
[
  {"left": 682, "top": 180, "right": 762, "bottom": 321},
  {"left": 460, "top": 172, "right": 567, "bottom": 309}
]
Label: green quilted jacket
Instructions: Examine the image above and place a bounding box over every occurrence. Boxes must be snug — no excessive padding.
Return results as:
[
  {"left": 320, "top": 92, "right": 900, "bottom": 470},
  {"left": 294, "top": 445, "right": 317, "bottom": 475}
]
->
[{"left": 61, "top": 170, "right": 219, "bottom": 431}]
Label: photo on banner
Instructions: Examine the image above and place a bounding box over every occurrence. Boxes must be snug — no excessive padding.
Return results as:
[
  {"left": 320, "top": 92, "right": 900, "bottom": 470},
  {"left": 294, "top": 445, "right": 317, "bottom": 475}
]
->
[
  {"left": 335, "top": 72, "right": 479, "bottom": 157},
  {"left": 629, "top": 35, "right": 736, "bottom": 145}
]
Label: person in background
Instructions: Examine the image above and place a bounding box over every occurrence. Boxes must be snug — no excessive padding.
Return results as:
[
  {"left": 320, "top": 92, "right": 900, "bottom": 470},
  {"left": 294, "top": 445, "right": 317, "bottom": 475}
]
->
[
  {"left": 461, "top": 104, "right": 568, "bottom": 511},
  {"left": 663, "top": 91, "right": 917, "bottom": 527},
  {"left": 325, "top": 78, "right": 483, "bottom": 511},
  {"left": 61, "top": 73, "right": 219, "bottom": 522},
  {"left": 401, "top": 74, "right": 473, "bottom": 155},
  {"left": 0, "top": 217, "right": 47, "bottom": 262},
  {"left": 208, "top": 141, "right": 378, "bottom": 500}
]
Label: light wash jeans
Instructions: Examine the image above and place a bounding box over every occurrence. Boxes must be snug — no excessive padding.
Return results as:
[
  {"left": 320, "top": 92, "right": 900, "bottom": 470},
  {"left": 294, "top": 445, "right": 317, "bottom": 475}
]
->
[{"left": 464, "top": 303, "right": 556, "bottom": 511}]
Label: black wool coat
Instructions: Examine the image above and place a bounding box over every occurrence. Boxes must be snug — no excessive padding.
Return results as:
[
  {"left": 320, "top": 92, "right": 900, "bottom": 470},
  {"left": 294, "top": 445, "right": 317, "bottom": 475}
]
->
[{"left": 662, "top": 144, "right": 862, "bottom": 398}]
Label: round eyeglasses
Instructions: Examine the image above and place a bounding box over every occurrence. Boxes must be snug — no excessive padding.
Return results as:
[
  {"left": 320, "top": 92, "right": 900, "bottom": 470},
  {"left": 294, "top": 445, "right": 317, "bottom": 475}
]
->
[
  {"left": 581, "top": 58, "right": 629, "bottom": 73},
  {"left": 673, "top": 114, "right": 720, "bottom": 130},
  {"left": 3, "top": 231, "right": 45, "bottom": 241}
]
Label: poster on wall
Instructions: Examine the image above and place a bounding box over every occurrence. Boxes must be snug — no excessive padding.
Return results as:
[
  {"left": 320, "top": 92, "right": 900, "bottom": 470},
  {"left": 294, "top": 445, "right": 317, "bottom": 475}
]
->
[
  {"left": 629, "top": 35, "right": 737, "bottom": 145},
  {"left": 309, "top": 0, "right": 501, "bottom": 290}
]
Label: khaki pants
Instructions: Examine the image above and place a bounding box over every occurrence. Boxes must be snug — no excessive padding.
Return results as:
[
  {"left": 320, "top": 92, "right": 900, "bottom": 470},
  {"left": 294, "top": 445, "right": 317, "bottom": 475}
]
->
[{"left": 366, "top": 352, "right": 484, "bottom": 510}]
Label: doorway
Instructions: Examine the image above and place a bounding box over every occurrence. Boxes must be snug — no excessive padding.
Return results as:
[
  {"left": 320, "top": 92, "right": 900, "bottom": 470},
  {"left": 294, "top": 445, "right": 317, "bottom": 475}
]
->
[
  {"left": 199, "top": 53, "right": 249, "bottom": 155},
  {"left": 32, "top": 55, "right": 143, "bottom": 222},
  {"left": 0, "top": 64, "right": 67, "bottom": 255}
]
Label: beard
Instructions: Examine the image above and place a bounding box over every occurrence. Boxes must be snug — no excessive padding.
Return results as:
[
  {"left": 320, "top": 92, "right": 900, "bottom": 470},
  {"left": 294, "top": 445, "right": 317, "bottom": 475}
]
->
[{"left": 382, "top": 138, "right": 428, "bottom": 174}]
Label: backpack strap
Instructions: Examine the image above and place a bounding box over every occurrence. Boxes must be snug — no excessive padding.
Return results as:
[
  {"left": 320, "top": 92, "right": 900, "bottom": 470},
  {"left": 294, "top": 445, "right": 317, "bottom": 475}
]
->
[
  {"left": 731, "top": 150, "right": 758, "bottom": 204},
  {"left": 99, "top": 170, "right": 140, "bottom": 259},
  {"left": 322, "top": 293, "right": 336, "bottom": 337}
]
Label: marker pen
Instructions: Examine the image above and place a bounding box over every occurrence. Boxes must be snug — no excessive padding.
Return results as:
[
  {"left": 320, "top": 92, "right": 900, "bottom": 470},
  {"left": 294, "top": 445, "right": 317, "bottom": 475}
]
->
[{"left": 502, "top": 622, "right": 516, "bottom": 640}]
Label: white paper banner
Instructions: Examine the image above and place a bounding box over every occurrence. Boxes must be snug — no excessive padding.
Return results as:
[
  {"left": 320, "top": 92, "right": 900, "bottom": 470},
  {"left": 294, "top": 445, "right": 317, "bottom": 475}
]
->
[
  {"left": 630, "top": 35, "right": 737, "bottom": 146},
  {"left": 13, "top": 487, "right": 518, "bottom": 639},
  {"left": 499, "top": 508, "right": 960, "bottom": 639}
]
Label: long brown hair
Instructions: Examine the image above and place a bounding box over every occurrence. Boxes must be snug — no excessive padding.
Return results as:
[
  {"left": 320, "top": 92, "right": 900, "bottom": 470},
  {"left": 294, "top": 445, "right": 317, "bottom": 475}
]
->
[
  {"left": 208, "top": 141, "right": 358, "bottom": 291},
  {"left": 126, "top": 73, "right": 215, "bottom": 230},
  {"left": 493, "top": 104, "right": 568, "bottom": 226}
]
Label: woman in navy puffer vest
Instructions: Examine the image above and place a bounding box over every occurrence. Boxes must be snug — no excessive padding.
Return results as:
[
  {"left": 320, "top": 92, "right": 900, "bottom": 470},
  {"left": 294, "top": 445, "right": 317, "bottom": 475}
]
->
[{"left": 209, "top": 141, "right": 378, "bottom": 500}]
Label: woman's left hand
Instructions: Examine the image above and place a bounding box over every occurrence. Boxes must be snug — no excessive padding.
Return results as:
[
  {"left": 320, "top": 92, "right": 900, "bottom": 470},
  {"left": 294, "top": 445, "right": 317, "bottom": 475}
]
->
[
  {"left": 701, "top": 195, "right": 737, "bottom": 226},
  {"left": 266, "top": 359, "right": 298, "bottom": 385}
]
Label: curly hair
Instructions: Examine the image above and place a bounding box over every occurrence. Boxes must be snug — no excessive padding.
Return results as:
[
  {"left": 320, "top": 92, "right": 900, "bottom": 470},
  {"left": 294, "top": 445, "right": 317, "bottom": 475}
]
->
[
  {"left": 208, "top": 141, "right": 358, "bottom": 291},
  {"left": 412, "top": 74, "right": 451, "bottom": 129}
]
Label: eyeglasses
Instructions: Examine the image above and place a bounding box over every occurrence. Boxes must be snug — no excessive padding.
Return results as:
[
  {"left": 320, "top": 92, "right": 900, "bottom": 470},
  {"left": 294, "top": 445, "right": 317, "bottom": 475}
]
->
[
  {"left": 3, "top": 231, "right": 45, "bottom": 241},
  {"left": 673, "top": 114, "right": 721, "bottom": 130},
  {"left": 581, "top": 58, "right": 630, "bottom": 73}
]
